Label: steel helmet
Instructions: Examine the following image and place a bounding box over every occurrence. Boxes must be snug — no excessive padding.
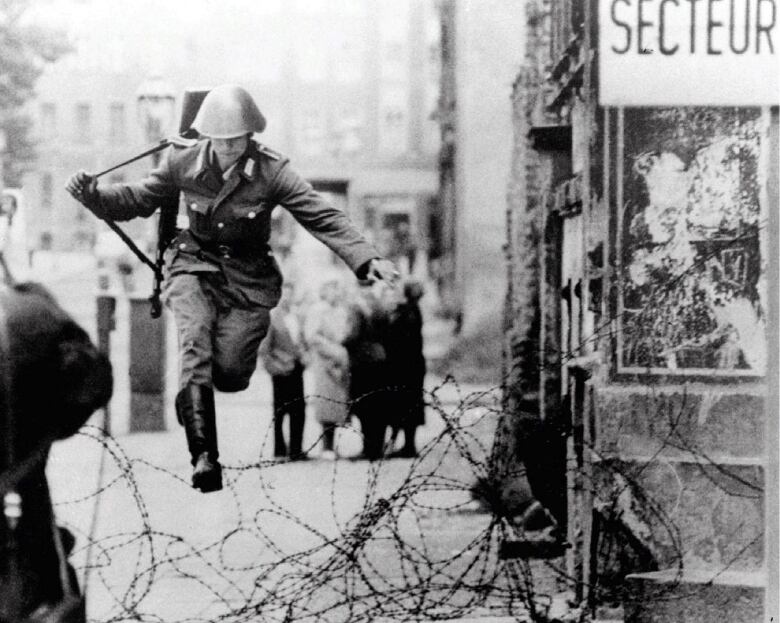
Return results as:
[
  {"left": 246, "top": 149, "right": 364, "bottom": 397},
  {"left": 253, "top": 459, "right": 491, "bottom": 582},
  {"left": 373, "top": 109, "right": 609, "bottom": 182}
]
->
[{"left": 191, "top": 84, "right": 266, "bottom": 138}]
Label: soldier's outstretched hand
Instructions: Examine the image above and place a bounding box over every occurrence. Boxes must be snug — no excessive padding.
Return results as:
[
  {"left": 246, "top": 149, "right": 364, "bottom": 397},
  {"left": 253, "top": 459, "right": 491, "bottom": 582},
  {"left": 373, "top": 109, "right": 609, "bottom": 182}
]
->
[
  {"left": 65, "top": 170, "right": 99, "bottom": 209},
  {"left": 365, "top": 258, "right": 400, "bottom": 284}
]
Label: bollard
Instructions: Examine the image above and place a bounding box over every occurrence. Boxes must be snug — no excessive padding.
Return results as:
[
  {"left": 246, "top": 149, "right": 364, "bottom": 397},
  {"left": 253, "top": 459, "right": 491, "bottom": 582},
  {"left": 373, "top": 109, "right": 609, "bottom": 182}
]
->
[
  {"left": 96, "top": 294, "right": 116, "bottom": 435},
  {"left": 128, "top": 295, "right": 167, "bottom": 432}
]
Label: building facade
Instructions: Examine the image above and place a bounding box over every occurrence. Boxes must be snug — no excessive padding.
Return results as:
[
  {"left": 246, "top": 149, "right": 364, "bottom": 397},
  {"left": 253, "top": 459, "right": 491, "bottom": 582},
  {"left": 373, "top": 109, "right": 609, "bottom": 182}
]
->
[
  {"left": 435, "top": 0, "right": 525, "bottom": 333},
  {"left": 504, "top": 0, "right": 777, "bottom": 620},
  {"left": 21, "top": 0, "right": 440, "bottom": 290}
]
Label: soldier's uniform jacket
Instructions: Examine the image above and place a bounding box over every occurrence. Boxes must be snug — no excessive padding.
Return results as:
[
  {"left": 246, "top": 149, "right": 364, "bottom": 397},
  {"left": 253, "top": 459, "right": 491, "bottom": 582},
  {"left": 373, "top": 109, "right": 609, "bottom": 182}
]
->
[{"left": 94, "top": 138, "right": 378, "bottom": 307}]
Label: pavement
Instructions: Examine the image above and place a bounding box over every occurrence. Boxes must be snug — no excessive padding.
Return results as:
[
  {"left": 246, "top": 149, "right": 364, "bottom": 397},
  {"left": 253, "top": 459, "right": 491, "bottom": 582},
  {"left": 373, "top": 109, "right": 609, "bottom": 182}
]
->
[{"left": 28, "top": 253, "right": 560, "bottom": 622}]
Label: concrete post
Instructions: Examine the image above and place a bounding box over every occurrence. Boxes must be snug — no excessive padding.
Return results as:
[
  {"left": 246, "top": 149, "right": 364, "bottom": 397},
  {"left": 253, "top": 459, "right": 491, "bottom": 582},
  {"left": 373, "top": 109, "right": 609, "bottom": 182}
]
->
[
  {"left": 96, "top": 294, "right": 116, "bottom": 435},
  {"left": 126, "top": 78, "right": 175, "bottom": 433},
  {"left": 128, "top": 295, "right": 166, "bottom": 432}
]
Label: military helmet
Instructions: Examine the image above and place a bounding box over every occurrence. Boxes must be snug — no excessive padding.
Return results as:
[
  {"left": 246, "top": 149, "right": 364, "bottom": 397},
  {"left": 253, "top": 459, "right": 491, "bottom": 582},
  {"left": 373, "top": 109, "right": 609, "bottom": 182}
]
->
[{"left": 191, "top": 84, "right": 266, "bottom": 138}]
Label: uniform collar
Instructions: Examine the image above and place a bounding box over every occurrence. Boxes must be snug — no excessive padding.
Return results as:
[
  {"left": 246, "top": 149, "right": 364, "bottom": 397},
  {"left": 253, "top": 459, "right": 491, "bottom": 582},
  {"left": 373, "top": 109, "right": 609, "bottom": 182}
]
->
[
  {"left": 241, "top": 140, "right": 261, "bottom": 180},
  {"left": 199, "top": 139, "right": 257, "bottom": 182},
  {"left": 240, "top": 156, "right": 257, "bottom": 180}
]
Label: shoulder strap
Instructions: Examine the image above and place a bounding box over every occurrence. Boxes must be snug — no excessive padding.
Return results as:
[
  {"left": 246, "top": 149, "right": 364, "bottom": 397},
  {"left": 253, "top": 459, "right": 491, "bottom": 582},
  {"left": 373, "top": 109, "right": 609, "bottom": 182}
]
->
[
  {"left": 251, "top": 140, "right": 282, "bottom": 161},
  {"left": 168, "top": 135, "right": 200, "bottom": 149}
]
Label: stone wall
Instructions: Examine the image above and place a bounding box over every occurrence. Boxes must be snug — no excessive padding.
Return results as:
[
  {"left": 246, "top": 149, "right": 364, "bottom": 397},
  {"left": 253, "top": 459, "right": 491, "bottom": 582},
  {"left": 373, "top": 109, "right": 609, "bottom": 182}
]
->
[
  {"left": 497, "top": 0, "right": 564, "bottom": 515},
  {"left": 502, "top": 0, "right": 773, "bottom": 616}
]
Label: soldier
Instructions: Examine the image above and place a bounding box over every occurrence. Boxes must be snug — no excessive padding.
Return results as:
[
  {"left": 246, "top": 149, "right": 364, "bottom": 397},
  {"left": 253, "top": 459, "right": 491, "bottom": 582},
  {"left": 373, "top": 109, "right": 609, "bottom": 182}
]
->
[{"left": 66, "top": 84, "right": 396, "bottom": 493}]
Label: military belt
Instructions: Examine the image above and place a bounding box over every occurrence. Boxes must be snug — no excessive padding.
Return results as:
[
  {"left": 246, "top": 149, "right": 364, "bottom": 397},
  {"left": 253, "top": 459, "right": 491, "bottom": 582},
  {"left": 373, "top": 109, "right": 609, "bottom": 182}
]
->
[{"left": 196, "top": 240, "right": 271, "bottom": 261}]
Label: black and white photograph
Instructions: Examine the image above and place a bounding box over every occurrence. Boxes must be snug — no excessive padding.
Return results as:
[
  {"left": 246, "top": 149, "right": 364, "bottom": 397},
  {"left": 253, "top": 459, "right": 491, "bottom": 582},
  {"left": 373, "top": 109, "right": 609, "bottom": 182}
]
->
[{"left": 0, "top": 1, "right": 777, "bottom": 621}]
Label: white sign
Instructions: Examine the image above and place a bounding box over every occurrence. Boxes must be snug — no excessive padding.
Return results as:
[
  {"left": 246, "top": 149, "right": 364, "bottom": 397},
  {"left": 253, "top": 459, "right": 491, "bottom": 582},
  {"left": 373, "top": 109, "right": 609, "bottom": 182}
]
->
[{"left": 599, "top": 0, "right": 779, "bottom": 105}]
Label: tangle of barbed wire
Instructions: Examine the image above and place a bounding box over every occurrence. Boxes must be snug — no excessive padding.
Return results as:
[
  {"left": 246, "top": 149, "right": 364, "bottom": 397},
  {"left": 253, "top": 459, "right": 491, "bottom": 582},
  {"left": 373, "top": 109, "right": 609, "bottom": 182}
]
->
[
  {"left": 53, "top": 378, "right": 572, "bottom": 623},
  {"left": 48, "top": 222, "right": 766, "bottom": 622}
]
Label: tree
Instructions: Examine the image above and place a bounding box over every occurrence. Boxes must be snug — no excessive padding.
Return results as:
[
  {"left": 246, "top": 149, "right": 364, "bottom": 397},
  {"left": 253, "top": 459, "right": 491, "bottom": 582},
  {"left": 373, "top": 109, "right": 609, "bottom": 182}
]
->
[
  {"left": 2, "top": 112, "right": 34, "bottom": 186},
  {"left": 0, "top": 0, "right": 71, "bottom": 186}
]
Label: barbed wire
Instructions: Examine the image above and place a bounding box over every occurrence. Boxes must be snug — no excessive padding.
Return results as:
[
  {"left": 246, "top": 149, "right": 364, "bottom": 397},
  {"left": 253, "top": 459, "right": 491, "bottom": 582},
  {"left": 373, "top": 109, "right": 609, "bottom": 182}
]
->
[
  {"left": 41, "top": 208, "right": 768, "bottom": 622},
  {"left": 48, "top": 378, "right": 569, "bottom": 622}
]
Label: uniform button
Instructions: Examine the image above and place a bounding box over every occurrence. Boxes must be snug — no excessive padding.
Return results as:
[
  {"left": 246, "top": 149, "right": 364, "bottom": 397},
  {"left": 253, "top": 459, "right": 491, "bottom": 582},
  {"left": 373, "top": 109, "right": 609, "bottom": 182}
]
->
[
  {"left": 248, "top": 211, "right": 256, "bottom": 219},
  {"left": 179, "top": 243, "right": 187, "bottom": 250},
  {"left": 217, "top": 222, "right": 224, "bottom": 229},
  {"left": 190, "top": 202, "right": 198, "bottom": 209}
]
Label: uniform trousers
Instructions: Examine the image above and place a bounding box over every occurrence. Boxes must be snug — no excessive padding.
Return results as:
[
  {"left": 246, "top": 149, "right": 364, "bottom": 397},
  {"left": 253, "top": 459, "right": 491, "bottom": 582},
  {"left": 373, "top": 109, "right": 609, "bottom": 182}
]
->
[{"left": 163, "top": 272, "right": 271, "bottom": 392}]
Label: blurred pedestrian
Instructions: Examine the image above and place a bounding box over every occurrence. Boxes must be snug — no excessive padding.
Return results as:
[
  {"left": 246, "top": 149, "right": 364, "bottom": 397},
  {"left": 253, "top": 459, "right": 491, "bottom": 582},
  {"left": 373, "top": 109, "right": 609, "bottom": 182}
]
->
[
  {"left": 304, "top": 278, "right": 351, "bottom": 459},
  {"left": 0, "top": 282, "right": 112, "bottom": 622},
  {"left": 385, "top": 280, "right": 426, "bottom": 458},
  {"left": 65, "top": 84, "right": 397, "bottom": 492},
  {"left": 0, "top": 192, "right": 30, "bottom": 283},
  {"left": 391, "top": 221, "right": 417, "bottom": 276},
  {"left": 259, "top": 281, "right": 306, "bottom": 460},
  {"left": 345, "top": 281, "right": 391, "bottom": 461}
]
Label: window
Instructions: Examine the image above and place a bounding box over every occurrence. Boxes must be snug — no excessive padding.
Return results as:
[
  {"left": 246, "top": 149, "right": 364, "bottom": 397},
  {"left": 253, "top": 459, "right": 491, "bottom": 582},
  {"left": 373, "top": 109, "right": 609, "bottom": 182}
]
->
[
  {"left": 109, "top": 103, "right": 126, "bottom": 141},
  {"left": 378, "top": 88, "right": 409, "bottom": 155},
  {"left": 40, "top": 103, "right": 56, "bottom": 136},
  {"left": 385, "top": 108, "right": 405, "bottom": 126},
  {"left": 298, "top": 108, "right": 327, "bottom": 157},
  {"left": 333, "top": 41, "right": 363, "bottom": 83},
  {"left": 41, "top": 172, "right": 53, "bottom": 210},
  {"left": 334, "top": 109, "right": 363, "bottom": 157},
  {"left": 75, "top": 103, "right": 92, "bottom": 142},
  {"left": 332, "top": 20, "right": 364, "bottom": 83}
]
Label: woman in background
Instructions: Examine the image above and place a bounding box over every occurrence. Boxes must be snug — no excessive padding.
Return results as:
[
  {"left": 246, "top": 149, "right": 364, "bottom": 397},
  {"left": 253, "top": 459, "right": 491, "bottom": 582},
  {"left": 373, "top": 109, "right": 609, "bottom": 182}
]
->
[
  {"left": 304, "top": 278, "right": 351, "bottom": 459},
  {"left": 259, "top": 281, "right": 307, "bottom": 460},
  {"left": 385, "top": 281, "right": 426, "bottom": 458},
  {"left": 345, "top": 281, "right": 391, "bottom": 461}
]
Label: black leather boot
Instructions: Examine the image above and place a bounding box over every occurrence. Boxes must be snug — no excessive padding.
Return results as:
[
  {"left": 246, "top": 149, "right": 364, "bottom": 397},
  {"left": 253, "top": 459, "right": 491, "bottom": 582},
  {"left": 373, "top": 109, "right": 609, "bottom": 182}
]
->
[{"left": 175, "top": 384, "right": 223, "bottom": 493}]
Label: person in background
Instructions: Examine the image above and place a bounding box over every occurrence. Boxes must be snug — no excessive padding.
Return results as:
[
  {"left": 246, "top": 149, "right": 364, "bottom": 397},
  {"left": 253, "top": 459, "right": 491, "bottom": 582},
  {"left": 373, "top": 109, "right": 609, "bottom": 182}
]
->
[
  {"left": 392, "top": 221, "right": 417, "bottom": 276},
  {"left": 0, "top": 192, "right": 30, "bottom": 283},
  {"left": 0, "top": 282, "right": 112, "bottom": 621},
  {"left": 385, "top": 280, "right": 426, "bottom": 458},
  {"left": 259, "top": 281, "right": 306, "bottom": 460},
  {"left": 345, "top": 280, "right": 391, "bottom": 461},
  {"left": 304, "top": 277, "right": 351, "bottom": 459}
]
